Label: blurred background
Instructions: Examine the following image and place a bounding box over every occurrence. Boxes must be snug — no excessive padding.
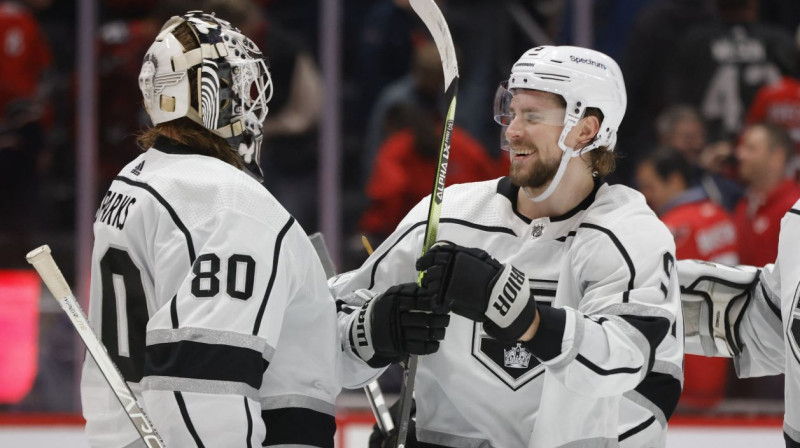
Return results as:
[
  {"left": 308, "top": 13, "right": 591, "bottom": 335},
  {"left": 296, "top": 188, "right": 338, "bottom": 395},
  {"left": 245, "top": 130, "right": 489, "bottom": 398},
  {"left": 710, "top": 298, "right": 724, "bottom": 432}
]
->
[{"left": 0, "top": 0, "right": 798, "bottom": 445}]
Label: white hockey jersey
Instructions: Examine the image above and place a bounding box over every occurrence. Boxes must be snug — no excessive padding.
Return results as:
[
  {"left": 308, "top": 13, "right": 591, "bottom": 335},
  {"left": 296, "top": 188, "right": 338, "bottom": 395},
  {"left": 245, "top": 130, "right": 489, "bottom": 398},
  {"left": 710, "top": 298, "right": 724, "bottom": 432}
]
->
[
  {"left": 333, "top": 177, "right": 684, "bottom": 448},
  {"left": 81, "top": 137, "right": 340, "bottom": 448},
  {"left": 736, "top": 202, "right": 800, "bottom": 446}
]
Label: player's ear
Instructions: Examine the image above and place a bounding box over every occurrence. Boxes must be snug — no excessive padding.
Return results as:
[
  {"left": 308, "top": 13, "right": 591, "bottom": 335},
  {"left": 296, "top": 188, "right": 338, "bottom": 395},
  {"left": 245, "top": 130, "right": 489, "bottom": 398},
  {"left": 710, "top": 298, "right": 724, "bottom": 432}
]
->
[{"left": 575, "top": 115, "right": 600, "bottom": 146}]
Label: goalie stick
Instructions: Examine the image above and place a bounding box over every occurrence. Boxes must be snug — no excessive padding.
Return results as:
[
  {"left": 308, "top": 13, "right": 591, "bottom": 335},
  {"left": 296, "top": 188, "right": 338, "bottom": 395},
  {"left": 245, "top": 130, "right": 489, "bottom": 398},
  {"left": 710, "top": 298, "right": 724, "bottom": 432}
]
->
[
  {"left": 26, "top": 245, "right": 166, "bottom": 448},
  {"left": 308, "top": 232, "right": 395, "bottom": 436},
  {"left": 397, "top": 1, "right": 459, "bottom": 446}
]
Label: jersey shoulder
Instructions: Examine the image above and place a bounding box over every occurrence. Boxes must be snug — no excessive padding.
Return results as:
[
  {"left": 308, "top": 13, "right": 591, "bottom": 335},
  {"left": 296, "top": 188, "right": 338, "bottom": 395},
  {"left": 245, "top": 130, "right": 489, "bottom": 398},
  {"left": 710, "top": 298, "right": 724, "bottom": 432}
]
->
[
  {"left": 578, "top": 184, "right": 674, "bottom": 252},
  {"left": 116, "top": 149, "right": 290, "bottom": 233},
  {"left": 402, "top": 177, "right": 505, "bottom": 225}
]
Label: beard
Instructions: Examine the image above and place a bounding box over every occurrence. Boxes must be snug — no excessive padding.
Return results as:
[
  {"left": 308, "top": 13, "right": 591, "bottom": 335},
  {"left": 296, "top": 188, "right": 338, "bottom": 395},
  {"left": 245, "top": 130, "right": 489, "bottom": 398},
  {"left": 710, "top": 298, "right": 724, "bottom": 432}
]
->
[{"left": 509, "top": 146, "right": 562, "bottom": 189}]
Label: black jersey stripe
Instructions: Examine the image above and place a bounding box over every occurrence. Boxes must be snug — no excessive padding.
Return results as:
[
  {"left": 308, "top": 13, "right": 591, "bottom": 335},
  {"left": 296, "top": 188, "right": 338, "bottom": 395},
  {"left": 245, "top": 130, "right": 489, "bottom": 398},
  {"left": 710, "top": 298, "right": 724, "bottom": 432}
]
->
[
  {"left": 578, "top": 223, "right": 635, "bottom": 302},
  {"left": 244, "top": 397, "right": 253, "bottom": 448},
  {"left": 618, "top": 315, "right": 671, "bottom": 373},
  {"left": 761, "top": 283, "right": 782, "bottom": 320},
  {"left": 145, "top": 341, "right": 268, "bottom": 390},
  {"left": 786, "top": 431, "right": 800, "bottom": 447},
  {"left": 575, "top": 354, "right": 641, "bottom": 376},
  {"left": 170, "top": 295, "right": 178, "bottom": 329},
  {"left": 115, "top": 176, "right": 196, "bottom": 264},
  {"left": 618, "top": 415, "right": 656, "bottom": 442},
  {"left": 174, "top": 391, "right": 206, "bottom": 447},
  {"left": 531, "top": 288, "right": 556, "bottom": 297},
  {"left": 253, "top": 216, "right": 295, "bottom": 335},
  {"left": 261, "top": 407, "right": 335, "bottom": 447},
  {"left": 789, "top": 208, "right": 800, "bottom": 217},
  {"left": 368, "top": 218, "right": 517, "bottom": 289},
  {"left": 555, "top": 231, "right": 577, "bottom": 242},
  {"left": 634, "top": 371, "right": 682, "bottom": 421}
]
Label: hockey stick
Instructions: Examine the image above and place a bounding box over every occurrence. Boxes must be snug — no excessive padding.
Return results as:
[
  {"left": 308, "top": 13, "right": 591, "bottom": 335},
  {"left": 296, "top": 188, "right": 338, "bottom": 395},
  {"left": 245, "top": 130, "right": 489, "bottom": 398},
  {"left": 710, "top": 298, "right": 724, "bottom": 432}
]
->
[
  {"left": 307, "top": 232, "right": 395, "bottom": 436},
  {"left": 26, "top": 245, "right": 166, "bottom": 448},
  {"left": 397, "top": 1, "right": 459, "bottom": 446}
]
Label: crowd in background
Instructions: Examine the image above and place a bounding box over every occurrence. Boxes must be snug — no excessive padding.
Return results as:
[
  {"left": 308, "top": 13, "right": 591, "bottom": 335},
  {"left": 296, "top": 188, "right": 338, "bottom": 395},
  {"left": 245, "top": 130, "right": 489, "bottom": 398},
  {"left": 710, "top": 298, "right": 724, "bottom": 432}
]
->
[{"left": 1, "top": 0, "right": 799, "bottom": 415}]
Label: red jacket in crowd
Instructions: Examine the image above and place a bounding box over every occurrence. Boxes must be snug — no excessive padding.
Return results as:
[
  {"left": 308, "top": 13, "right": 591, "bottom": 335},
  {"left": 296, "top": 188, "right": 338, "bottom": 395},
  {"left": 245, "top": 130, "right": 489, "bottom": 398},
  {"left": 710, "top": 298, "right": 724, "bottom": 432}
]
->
[
  {"left": 661, "top": 199, "right": 738, "bottom": 264},
  {"left": 734, "top": 179, "right": 800, "bottom": 266},
  {"left": 361, "top": 127, "right": 508, "bottom": 236}
]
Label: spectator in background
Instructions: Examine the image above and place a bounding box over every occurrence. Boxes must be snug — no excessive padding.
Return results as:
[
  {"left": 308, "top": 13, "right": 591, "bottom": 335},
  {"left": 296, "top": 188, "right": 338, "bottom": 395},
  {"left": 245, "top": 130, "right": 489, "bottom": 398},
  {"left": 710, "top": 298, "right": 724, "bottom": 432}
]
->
[
  {"left": 617, "top": 0, "right": 716, "bottom": 184},
  {"left": 734, "top": 122, "right": 800, "bottom": 265},
  {"left": 667, "top": 0, "right": 797, "bottom": 142},
  {"left": 746, "top": 73, "right": 800, "bottom": 180},
  {"left": 0, "top": 0, "right": 52, "bottom": 264},
  {"left": 356, "top": 0, "right": 427, "bottom": 133},
  {"left": 636, "top": 147, "right": 737, "bottom": 410},
  {"left": 637, "top": 147, "right": 739, "bottom": 265},
  {"left": 360, "top": 102, "right": 505, "bottom": 241},
  {"left": 363, "top": 39, "right": 448, "bottom": 182},
  {"left": 206, "top": 0, "right": 323, "bottom": 231},
  {"left": 655, "top": 104, "right": 743, "bottom": 211}
]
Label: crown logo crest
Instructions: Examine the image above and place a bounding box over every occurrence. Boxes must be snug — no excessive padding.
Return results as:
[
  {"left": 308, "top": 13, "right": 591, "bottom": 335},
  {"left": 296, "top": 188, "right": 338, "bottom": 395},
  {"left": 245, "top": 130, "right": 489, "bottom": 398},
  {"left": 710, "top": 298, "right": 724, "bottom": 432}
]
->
[{"left": 504, "top": 343, "right": 532, "bottom": 369}]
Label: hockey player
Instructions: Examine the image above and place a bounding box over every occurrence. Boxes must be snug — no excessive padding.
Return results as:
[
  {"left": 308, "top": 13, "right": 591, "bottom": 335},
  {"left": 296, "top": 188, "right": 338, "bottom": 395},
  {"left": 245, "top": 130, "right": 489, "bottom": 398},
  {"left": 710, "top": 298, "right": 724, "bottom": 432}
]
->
[
  {"left": 81, "top": 11, "right": 446, "bottom": 447},
  {"left": 333, "top": 46, "right": 683, "bottom": 447},
  {"left": 678, "top": 202, "right": 800, "bottom": 447}
]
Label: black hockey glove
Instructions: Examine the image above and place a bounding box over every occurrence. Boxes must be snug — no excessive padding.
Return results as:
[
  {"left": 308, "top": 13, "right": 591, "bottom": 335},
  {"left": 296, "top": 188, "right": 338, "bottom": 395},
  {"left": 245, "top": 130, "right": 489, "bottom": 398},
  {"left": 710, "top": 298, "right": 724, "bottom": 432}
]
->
[
  {"left": 416, "top": 241, "right": 537, "bottom": 343},
  {"left": 349, "top": 283, "right": 450, "bottom": 368}
]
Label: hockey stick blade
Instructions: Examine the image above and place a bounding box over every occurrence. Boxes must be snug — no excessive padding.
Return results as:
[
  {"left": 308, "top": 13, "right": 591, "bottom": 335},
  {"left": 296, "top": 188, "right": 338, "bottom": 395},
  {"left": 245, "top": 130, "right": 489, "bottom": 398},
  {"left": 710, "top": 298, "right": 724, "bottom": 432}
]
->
[
  {"left": 26, "top": 245, "right": 166, "bottom": 448},
  {"left": 398, "top": 1, "right": 459, "bottom": 447}
]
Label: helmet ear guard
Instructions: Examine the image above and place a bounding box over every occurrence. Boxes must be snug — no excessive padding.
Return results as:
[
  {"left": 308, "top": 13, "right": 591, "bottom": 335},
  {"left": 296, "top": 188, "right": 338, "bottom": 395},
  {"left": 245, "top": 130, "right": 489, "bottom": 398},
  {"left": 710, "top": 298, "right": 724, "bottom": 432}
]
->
[{"left": 138, "top": 11, "right": 272, "bottom": 179}]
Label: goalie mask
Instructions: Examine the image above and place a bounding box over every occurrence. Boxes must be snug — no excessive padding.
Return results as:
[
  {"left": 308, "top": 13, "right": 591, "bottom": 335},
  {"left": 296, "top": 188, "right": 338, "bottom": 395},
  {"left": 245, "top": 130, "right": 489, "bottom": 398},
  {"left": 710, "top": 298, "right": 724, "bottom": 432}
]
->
[
  {"left": 138, "top": 11, "right": 273, "bottom": 178},
  {"left": 493, "top": 46, "right": 627, "bottom": 201}
]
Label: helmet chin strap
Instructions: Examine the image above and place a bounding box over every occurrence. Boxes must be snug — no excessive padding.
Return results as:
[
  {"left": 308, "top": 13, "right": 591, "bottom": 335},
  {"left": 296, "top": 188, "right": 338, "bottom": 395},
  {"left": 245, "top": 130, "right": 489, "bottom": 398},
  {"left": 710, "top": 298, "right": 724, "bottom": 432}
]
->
[{"left": 521, "top": 124, "right": 602, "bottom": 203}]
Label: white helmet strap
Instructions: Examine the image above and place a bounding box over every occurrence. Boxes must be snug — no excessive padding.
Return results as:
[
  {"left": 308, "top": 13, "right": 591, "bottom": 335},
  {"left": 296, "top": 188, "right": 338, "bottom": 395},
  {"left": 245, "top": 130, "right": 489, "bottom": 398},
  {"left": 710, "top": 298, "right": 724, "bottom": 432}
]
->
[{"left": 523, "top": 118, "right": 602, "bottom": 203}]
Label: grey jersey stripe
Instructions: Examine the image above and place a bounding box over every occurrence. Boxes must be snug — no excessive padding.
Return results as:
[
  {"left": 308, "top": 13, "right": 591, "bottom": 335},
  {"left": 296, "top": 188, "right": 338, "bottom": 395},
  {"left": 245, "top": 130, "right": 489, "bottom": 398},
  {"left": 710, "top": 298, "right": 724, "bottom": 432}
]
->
[
  {"left": 623, "top": 389, "right": 667, "bottom": 429},
  {"left": 557, "top": 437, "right": 617, "bottom": 447},
  {"left": 417, "top": 427, "right": 493, "bottom": 448},
  {"left": 147, "top": 327, "right": 272, "bottom": 360},
  {"left": 142, "top": 376, "right": 260, "bottom": 402}
]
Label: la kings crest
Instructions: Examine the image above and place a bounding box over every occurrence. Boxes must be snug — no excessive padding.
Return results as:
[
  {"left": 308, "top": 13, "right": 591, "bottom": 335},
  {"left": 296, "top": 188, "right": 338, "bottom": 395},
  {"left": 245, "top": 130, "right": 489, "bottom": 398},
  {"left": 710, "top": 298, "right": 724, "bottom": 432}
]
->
[
  {"left": 472, "top": 324, "right": 544, "bottom": 390},
  {"left": 471, "top": 280, "right": 556, "bottom": 390}
]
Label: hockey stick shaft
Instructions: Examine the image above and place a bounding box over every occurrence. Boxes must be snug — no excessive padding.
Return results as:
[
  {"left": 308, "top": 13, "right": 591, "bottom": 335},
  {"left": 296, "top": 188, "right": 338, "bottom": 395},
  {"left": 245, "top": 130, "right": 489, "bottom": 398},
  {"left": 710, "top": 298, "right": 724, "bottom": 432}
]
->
[
  {"left": 26, "top": 245, "right": 166, "bottom": 448},
  {"left": 398, "top": 1, "right": 459, "bottom": 446}
]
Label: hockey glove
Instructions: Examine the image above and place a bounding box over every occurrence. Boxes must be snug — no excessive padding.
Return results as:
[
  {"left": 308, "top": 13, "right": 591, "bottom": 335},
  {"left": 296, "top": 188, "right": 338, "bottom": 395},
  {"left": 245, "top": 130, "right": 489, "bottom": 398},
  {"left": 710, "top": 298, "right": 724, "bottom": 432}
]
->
[
  {"left": 349, "top": 283, "right": 450, "bottom": 368},
  {"left": 416, "top": 241, "right": 537, "bottom": 343}
]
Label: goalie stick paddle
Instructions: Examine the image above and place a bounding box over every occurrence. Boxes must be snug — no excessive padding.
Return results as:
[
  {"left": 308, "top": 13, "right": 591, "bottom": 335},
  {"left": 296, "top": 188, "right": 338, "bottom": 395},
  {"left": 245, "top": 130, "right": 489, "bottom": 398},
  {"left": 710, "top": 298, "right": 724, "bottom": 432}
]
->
[
  {"left": 26, "top": 245, "right": 166, "bottom": 448},
  {"left": 398, "top": 1, "right": 459, "bottom": 447}
]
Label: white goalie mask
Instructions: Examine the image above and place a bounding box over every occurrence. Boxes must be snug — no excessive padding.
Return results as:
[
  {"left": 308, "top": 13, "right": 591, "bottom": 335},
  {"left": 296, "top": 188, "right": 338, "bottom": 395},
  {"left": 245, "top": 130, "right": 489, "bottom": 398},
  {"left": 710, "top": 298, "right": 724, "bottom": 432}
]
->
[
  {"left": 138, "top": 11, "right": 273, "bottom": 178},
  {"left": 493, "top": 46, "right": 627, "bottom": 201}
]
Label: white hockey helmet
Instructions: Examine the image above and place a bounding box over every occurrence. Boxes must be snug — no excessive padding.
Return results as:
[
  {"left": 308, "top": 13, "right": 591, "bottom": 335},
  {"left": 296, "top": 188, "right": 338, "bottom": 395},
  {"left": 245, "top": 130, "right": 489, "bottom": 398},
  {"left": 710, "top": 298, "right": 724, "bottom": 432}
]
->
[
  {"left": 495, "top": 46, "right": 627, "bottom": 201},
  {"left": 138, "top": 11, "right": 273, "bottom": 178}
]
